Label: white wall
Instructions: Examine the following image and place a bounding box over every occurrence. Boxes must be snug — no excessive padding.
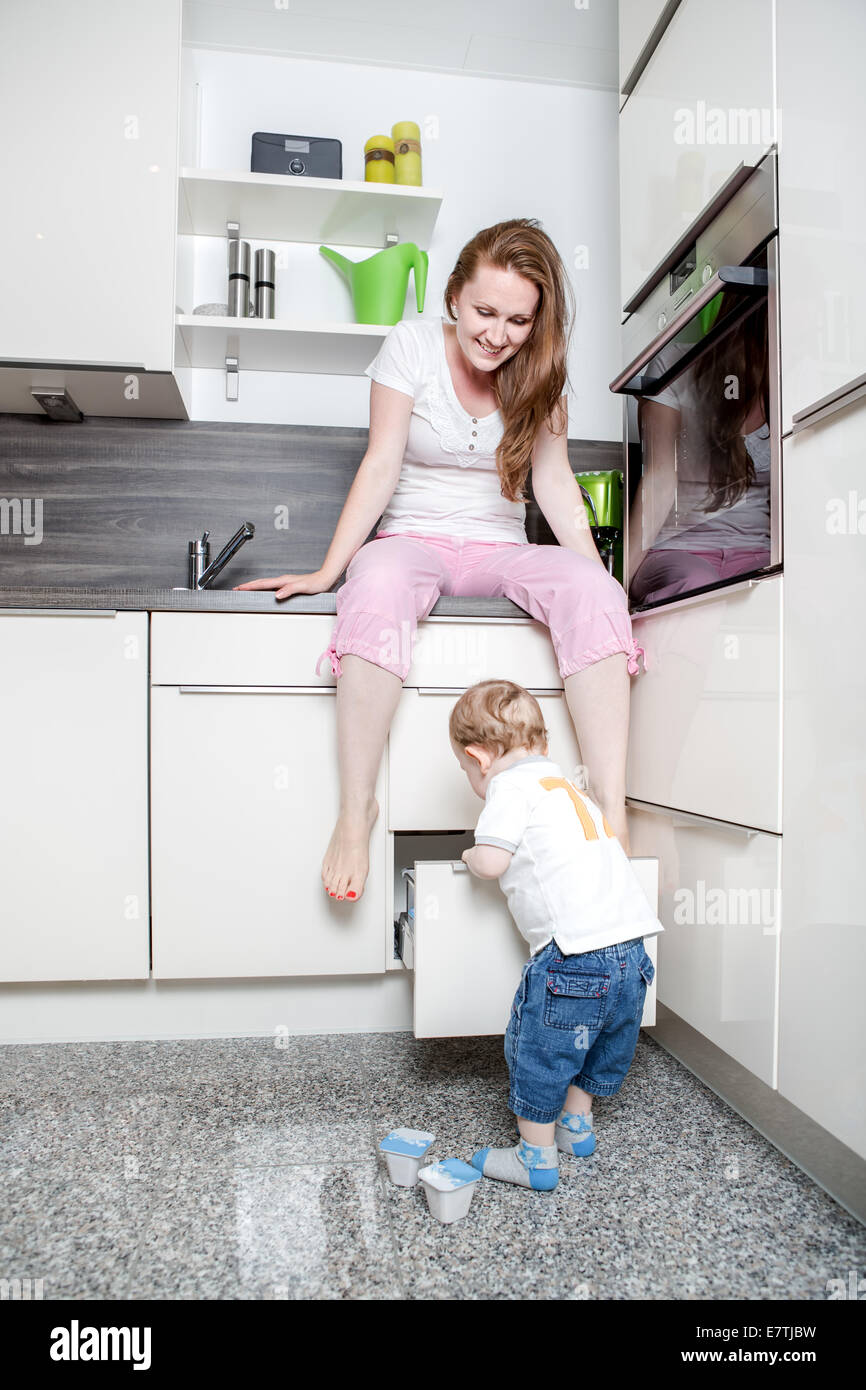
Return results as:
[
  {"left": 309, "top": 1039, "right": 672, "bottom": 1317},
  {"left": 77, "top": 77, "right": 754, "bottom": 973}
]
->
[{"left": 181, "top": 47, "right": 622, "bottom": 441}]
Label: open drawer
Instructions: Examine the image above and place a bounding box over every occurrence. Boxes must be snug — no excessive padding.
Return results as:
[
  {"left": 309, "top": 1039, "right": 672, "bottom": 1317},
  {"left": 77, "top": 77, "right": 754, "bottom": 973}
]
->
[{"left": 394, "top": 835, "right": 659, "bottom": 1039}]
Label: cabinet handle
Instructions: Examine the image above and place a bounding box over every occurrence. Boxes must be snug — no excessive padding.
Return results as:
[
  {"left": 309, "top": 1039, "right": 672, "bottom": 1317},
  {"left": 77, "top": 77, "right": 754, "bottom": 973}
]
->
[
  {"left": 791, "top": 371, "right": 866, "bottom": 434},
  {"left": 176, "top": 684, "right": 336, "bottom": 694},
  {"left": 415, "top": 686, "right": 562, "bottom": 697},
  {"left": 0, "top": 609, "right": 117, "bottom": 617},
  {"left": 625, "top": 797, "right": 769, "bottom": 838},
  {"left": 612, "top": 265, "right": 768, "bottom": 394},
  {"left": 620, "top": 0, "right": 685, "bottom": 99}
]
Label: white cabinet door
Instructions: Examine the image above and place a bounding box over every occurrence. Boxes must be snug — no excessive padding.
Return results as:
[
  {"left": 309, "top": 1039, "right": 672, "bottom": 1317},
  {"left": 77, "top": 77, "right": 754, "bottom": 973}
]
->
[
  {"left": 626, "top": 801, "right": 780, "bottom": 1087},
  {"left": 411, "top": 857, "right": 659, "bottom": 1039},
  {"left": 150, "top": 686, "right": 387, "bottom": 978},
  {"left": 0, "top": 0, "right": 181, "bottom": 372},
  {"left": 0, "top": 612, "right": 149, "bottom": 982},
  {"left": 619, "top": 0, "right": 774, "bottom": 308},
  {"left": 628, "top": 576, "right": 782, "bottom": 832},
  {"left": 776, "top": 0, "right": 866, "bottom": 430},
  {"left": 777, "top": 400, "right": 866, "bottom": 1158},
  {"left": 389, "top": 689, "right": 583, "bottom": 831}
]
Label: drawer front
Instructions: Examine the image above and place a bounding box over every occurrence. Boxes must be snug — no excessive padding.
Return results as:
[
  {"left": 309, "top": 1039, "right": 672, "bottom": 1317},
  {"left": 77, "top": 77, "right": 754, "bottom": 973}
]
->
[
  {"left": 150, "top": 614, "right": 560, "bottom": 690},
  {"left": 404, "top": 618, "right": 561, "bottom": 688},
  {"left": 389, "top": 689, "right": 582, "bottom": 831},
  {"left": 150, "top": 612, "right": 337, "bottom": 686},
  {"left": 412, "top": 857, "right": 659, "bottom": 1039},
  {"left": 626, "top": 801, "right": 780, "bottom": 1086},
  {"left": 628, "top": 576, "right": 782, "bottom": 831}
]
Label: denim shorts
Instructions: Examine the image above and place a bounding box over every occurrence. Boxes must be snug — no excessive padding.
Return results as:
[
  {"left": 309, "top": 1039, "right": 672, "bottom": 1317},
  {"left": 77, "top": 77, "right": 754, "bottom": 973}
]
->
[{"left": 504, "top": 937, "right": 656, "bottom": 1124}]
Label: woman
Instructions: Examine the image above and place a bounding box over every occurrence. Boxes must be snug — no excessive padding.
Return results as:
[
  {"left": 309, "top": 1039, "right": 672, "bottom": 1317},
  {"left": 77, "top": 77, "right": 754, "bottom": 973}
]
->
[{"left": 237, "top": 219, "right": 645, "bottom": 901}]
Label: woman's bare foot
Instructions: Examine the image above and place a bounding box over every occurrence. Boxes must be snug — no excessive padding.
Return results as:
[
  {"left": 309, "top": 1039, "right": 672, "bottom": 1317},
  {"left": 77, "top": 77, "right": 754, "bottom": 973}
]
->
[{"left": 322, "top": 796, "right": 379, "bottom": 902}]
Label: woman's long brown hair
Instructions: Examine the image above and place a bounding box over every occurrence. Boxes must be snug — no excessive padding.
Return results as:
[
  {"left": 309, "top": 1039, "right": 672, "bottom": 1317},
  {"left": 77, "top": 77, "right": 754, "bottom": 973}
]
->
[
  {"left": 690, "top": 302, "right": 770, "bottom": 511},
  {"left": 444, "top": 219, "right": 575, "bottom": 503}
]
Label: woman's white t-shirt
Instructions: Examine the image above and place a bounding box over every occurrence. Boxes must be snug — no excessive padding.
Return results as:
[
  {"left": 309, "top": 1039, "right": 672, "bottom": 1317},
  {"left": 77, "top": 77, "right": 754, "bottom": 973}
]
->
[{"left": 364, "top": 317, "right": 528, "bottom": 543}]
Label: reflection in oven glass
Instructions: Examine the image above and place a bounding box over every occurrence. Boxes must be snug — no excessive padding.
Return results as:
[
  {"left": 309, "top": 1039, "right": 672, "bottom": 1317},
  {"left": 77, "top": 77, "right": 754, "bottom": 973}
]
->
[{"left": 628, "top": 301, "right": 772, "bottom": 607}]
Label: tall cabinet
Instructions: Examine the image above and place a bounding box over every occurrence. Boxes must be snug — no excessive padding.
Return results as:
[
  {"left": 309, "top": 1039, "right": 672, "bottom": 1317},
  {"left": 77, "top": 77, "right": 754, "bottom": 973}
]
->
[
  {"left": 774, "top": 0, "right": 866, "bottom": 1161},
  {"left": 618, "top": 0, "right": 866, "bottom": 1170}
]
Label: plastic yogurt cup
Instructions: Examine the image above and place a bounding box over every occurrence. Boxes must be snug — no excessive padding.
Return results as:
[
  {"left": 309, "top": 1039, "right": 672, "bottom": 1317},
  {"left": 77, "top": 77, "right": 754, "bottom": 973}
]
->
[
  {"left": 379, "top": 1128, "right": 436, "bottom": 1186},
  {"left": 417, "top": 1158, "right": 482, "bottom": 1223}
]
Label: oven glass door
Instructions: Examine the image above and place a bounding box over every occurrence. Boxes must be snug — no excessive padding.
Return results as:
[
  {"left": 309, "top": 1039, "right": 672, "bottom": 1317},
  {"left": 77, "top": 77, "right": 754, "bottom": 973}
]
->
[{"left": 622, "top": 243, "right": 780, "bottom": 611}]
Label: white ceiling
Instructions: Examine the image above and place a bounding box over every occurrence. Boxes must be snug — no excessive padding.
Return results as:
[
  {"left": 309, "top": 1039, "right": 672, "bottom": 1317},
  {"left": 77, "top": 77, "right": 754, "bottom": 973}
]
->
[{"left": 183, "top": 0, "right": 620, "bottom": 89}]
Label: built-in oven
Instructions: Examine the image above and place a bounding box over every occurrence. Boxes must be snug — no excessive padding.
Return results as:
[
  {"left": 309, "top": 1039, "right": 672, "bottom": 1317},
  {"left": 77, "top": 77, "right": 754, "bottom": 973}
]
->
[{"left": 610, "top": 150, "right": 781, "bottom": 612}]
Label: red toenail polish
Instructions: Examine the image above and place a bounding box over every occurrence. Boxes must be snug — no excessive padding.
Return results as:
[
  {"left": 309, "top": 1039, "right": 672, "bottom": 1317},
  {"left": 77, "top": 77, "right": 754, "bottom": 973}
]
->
[
  {"left": 347, "top": 891, "right": 356, "bottom": 898},
  {"left": 337, "top": 895, "right": 343, "bottom": 900}
]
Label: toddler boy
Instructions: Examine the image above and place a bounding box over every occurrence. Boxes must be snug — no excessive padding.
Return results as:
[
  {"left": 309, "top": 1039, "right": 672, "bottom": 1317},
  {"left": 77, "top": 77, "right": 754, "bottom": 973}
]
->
[{"left": 450, "top": 678, "right": 663, "bottom": 1191}]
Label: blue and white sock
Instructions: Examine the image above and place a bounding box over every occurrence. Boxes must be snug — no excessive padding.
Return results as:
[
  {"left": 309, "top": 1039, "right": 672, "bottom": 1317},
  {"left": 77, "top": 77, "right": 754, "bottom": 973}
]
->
[
  {"left": 470, "top": 1137, "right": 559, "bottom": 1190},
  {"left": 555, "top": 1109, "right": 596, "bottom": 1156}
]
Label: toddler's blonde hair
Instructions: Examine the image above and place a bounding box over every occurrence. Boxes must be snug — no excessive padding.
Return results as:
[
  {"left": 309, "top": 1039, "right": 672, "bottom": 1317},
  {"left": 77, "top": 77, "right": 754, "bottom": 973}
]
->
[{"left": 449, "top": 679, "right": 548, "bottom": 759}]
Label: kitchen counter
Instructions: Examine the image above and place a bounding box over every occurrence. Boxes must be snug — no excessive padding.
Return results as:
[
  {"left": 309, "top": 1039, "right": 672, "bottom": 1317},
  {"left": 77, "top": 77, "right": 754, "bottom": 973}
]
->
[{"left": 0, "top": 587, "right": 530, "bottom": 618}]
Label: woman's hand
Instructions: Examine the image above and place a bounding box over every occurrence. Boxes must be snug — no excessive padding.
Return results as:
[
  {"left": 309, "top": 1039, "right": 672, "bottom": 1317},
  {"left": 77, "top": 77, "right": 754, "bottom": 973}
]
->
[{"left": 233, "top": 569, "right": 335, "bottom": 602}]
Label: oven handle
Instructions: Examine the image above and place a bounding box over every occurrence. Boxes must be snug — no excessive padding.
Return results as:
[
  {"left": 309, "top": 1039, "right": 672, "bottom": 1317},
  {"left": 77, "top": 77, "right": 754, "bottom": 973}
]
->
[{"left": 609, "top": 265, "right": 769, "bottom": 396}]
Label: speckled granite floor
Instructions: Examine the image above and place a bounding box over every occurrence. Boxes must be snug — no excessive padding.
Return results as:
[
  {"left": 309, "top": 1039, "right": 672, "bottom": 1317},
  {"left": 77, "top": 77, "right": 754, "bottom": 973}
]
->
[{"left": 1, "top": 1031, "right": 863, "bottom": 1300}]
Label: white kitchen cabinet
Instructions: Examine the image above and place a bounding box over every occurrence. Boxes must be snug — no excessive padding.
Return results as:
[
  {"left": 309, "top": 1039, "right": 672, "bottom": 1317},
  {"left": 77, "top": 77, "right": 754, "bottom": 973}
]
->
[
  {"left": 0, "top": 1, "right": 183, "bottom": 398},
  {"left": 626, "top": 801, "right": 779, "bottom": 1087},
  {"left": 777, "top": 397, "right": 866, "bottom": 1159},
  {"left": 628, "top": 576, "right": 782, "bottom": 832},
  {"left": 776, "top": 0, "right": 866, "bottom": 431},
  {"left": 404, "top": 848, "right": 659, "bottom": 1039},
  {"left": 619, "top": 0, "right": 774, "bottom": 310},
  {"left": 0, "top": 611, "right": 149, "bottom": 982},
  {"left": 150, "top": 684, "right": 387, "bottom": 978},
  {"left": 388, "top": 688, "right": 583, "bottom": 831}
]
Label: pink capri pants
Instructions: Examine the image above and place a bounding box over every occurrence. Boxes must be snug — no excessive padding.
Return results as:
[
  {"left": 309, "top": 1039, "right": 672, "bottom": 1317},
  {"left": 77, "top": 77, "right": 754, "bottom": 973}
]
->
[{"left": 315, "top": 531, "right": 647, "bottom": 682}]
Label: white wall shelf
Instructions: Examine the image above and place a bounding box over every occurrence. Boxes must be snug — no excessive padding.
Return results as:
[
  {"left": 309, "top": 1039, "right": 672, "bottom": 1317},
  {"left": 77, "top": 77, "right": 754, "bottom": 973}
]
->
[
  {"left": 174, "top": 314, "right": 389, "bottom": 376},
  {"left": 178, "top": 167, "right": 444, "bottom": 248}
]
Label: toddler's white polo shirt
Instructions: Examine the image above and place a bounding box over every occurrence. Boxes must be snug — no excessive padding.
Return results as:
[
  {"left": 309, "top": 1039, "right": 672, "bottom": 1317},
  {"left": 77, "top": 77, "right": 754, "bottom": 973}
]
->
[{"left": 473, "top": 754, "right": 664, "bottom": 957}]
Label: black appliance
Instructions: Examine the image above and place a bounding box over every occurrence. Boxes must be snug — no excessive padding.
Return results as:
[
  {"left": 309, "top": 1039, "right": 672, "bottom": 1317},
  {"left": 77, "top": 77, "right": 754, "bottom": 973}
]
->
[
  {"left": 251, "top": 132, "right": 342, "bottom": 179},
  {"left": 610, "top": 150, "right": 781, "bottom": 613}
]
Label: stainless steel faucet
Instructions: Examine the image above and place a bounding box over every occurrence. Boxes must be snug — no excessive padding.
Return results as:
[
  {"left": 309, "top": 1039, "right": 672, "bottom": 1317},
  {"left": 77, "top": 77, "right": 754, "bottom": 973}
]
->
[
  {"left": 578, "top": 484, "right": 619, "bottom": 577},
  {"left": 188, "top": 522, "right": 256, "bottom": 589}
]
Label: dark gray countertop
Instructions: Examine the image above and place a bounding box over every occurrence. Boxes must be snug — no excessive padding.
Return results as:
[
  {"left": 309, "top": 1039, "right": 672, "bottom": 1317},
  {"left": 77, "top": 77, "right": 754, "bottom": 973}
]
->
[{"left": 0, "top": 587, "right": 529, "bottom": 618}]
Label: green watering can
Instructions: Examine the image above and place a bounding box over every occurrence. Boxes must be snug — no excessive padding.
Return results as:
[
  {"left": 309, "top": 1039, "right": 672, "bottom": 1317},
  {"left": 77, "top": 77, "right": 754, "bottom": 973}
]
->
[{"left": 319, "top": 241, "right": 428, "bottom": 325}]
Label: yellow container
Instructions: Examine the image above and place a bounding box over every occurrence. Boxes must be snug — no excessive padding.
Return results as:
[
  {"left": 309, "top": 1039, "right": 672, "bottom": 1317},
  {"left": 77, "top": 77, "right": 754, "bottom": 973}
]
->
[
  {"left": 364, "top": 134, "right": 395, "bottom": 183},
  {"left": 391, "top": 120, "right": 422, "bottom": 185}
]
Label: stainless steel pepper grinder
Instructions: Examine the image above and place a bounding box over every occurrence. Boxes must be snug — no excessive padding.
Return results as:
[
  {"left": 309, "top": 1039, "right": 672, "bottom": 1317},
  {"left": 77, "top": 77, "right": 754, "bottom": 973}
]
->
[
  {"left": 254, "top": 248, "right": 275, "bottom": 319},
  {"left": 228, "top": 240, "right": 251, "bottom": 317}
]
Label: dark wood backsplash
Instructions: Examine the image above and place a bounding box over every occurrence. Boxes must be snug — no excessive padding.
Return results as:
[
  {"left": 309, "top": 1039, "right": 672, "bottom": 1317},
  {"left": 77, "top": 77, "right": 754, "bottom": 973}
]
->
[{"left": 0, "top": 413, "right": 621, "bottom": 588}]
